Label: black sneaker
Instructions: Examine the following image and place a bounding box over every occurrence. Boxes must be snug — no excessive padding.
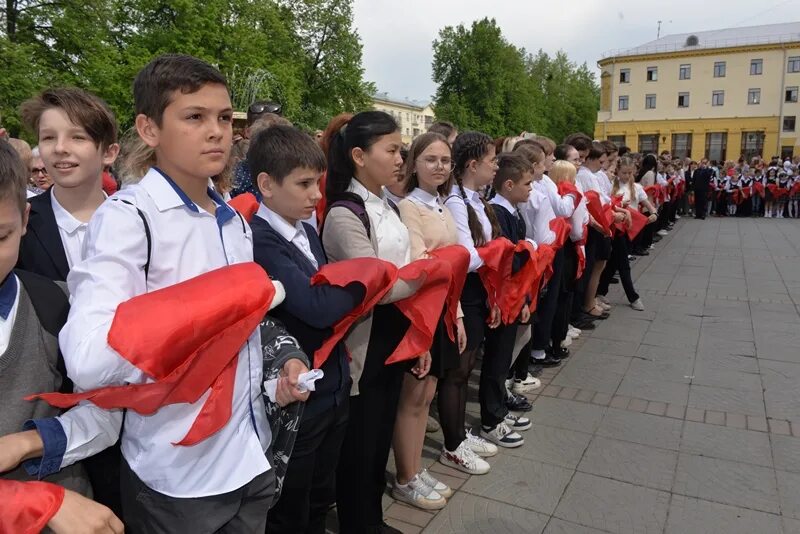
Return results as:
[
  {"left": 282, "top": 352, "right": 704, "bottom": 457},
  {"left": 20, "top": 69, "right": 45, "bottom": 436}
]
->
[
  {"left": 532, "top": 355, "right": 561, "bottom": 367},
  {"left": 610, "top": 277, "right": 620, "bottom": 284},
  {"left": 506, "top": 393, "right": 533, "bottom": 412},
  {"left": 548, "top": 346, "right": 570, "bottom": 359}
]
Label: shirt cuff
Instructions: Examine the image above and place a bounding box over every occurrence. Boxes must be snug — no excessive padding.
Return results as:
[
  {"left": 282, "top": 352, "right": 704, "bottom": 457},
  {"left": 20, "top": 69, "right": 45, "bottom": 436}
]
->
[{"left": 22, "top": 418, "right": 67, "bottom": 479}]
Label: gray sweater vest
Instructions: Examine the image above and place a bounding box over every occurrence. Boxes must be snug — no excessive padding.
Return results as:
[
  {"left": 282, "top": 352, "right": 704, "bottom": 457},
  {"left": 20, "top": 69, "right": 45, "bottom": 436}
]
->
[{"left": 0, "top": 283, "right": 91, "bottom": 496}]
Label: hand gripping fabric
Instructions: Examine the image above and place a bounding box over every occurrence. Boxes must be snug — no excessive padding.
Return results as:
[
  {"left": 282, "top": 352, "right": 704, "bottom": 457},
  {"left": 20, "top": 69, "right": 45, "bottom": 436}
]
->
[{"left": 28, "top": 263, "right": 276, "bottom": 446}]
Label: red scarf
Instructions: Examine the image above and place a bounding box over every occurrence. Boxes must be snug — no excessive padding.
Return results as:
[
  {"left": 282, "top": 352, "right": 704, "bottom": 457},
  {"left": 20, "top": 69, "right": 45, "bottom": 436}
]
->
[
  {"left": 428, "top": 245, "right": 471, "bottom": 340},
  {"left": 583, "top": 191, "right": 612, "bottom": 236},
  {"left": 29, "top": 263, "right": 276, "bottom": 446},
  {"left": 556, "top": 181, "right": 583, "bottom": 209},
  {"left": 753, "top": 182, "right": 766, "bottom": 198},
  {"left": 0, "top": 480, "right": 64, "bottom": 534},
  {"left": 228, "top": 192, "right": 260, "bottom": 222}
]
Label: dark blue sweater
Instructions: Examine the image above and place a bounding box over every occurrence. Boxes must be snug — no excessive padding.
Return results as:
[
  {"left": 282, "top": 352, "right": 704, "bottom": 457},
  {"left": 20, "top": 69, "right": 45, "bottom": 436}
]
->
[{"left": 250, "top": 215, "right": 364, "bottom": 419}]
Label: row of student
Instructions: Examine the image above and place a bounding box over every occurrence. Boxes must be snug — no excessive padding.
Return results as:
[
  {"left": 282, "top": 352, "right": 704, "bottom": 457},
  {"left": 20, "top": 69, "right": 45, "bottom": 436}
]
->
[{"left": 0, "top": 53, "right": 663, "bottom": 534}]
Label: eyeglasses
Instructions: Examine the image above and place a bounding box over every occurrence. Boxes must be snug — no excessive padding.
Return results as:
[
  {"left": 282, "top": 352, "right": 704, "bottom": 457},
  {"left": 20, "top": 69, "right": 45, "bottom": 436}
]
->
[
  {"left": 418, "top": 157, "right": 452, "bottom": 171},
  {"left": 31, "top": 167, "right": 48, "bottom": 176},
  {"left": 248, "top": 102, "right": 282, "bottom": 116}
]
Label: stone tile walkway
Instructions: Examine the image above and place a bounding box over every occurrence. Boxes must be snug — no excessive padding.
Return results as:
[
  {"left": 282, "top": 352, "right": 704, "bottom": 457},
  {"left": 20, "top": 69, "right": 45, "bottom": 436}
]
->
[{"left": 331, "top": 217, "right": 800, "bottom": 533}]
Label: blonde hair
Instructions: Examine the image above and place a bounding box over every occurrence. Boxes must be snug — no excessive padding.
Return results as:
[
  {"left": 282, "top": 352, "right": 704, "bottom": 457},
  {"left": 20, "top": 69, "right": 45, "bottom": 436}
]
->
[
  {"left": 501, "top": 136, "right": 523, "bottom": 154},
  {"left": 8, "top": 138, "right": 32, "bottom": 171},
  {"left": 114, "top": 127, "right": 155, "bottom": 185},
  {"left": 612, "top": 156, "right": 636, "bottom": 200},
  {"left": 549, "top": 160, "right": 577, "bottom": 184}
]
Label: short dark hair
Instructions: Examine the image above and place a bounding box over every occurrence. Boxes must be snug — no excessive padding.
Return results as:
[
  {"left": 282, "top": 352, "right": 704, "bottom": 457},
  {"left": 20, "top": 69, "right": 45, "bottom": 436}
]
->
[
  {"left": 20, "top": 87, "right": 118, "bottom": 149},
  {"left": 248, "top": 125, "right": 326, "bottom": 185},
  {"left": 618, "top": 145, "right": 631, "bottom": 157},
  {"left": 428, "top": 121, "right": 456, "bottom": 138},
  {"left": 513, "top": 144, "right": 545, "bottom": 166},
  {"left": 553, "top": 143, "right": 575, "bottom": 160},
  {"left": 600, "top": 139, "right": 618, "bottom": 156},
  {"left": 564, "top": 132, "right": 593, "bottom": 152},
  {"left": 586, "top": 141, "right": 606, "bottom": 161},
  {"left": 0, "top": 139, "right": 29, "bottom": 214},
  {"left": 133, "top": 54, "right": 228, "bottom": 127},
  {"left": 493, "top": 152, "right": 531, "bottom": 191}
]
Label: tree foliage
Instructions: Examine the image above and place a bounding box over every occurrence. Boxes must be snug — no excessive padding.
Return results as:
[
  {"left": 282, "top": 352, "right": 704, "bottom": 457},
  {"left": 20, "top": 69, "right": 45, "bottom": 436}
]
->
[
  {"left": 0, "top": 0, "right": 373, "bottom": 136},
  {"left": 432, "top": 18, "right": 599, "bottom": 141}
]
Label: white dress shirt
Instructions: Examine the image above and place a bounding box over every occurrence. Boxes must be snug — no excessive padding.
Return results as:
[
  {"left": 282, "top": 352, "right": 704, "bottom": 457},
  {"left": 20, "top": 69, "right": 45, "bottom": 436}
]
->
[
  {"left": 348, "top": 179, "right": 410, "bottom": 268},
  {"left": 255, "top": 203, "right": 318, "bottom": 268},
  {"left": 535, "top": 175, "right": 576, "bottom": 218},
  {"left": 576, "top": 167, "right": 611, "bottom": 204},
  {"left": 596, "top": 170, "right": 613, "bottom": 198},
  {"left": 60, "top": 167, "right": 270, "bottom": 498},
  {"left": 569, "top": 182, "right": 590, "bottom": 243},
  {"left": 518, "top": 188, "right": 556, "bottom": 246},
  {"left": 444, "top": 184, "right": 493, "bottom": 272},
  {"left": 0, "top": 275, "right": 20, "bottom": 355},
  {"left": 50, "top": 191, "right": 90, "bottom": 270}
]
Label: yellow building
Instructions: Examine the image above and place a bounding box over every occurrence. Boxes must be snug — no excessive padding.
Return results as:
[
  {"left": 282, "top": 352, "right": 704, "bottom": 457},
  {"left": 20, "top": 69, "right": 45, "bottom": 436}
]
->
[
  {"left": 595, "top": 22, "right": 800, "bottom": 161},
  {"left": 372, "top": 92, "right": 436, "bottom": 144}
]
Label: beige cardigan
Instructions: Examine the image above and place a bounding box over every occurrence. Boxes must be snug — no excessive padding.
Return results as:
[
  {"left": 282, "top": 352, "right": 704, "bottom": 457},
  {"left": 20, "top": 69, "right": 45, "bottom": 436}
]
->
[{"left": 322, "top": 206, "right": 418, "bottom": 396}]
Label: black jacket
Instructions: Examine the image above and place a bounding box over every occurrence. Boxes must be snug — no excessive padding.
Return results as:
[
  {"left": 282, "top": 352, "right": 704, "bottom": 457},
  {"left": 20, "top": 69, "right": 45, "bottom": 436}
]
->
[{"left": 17, "top": 189, "right": 70, "bottom": 281}]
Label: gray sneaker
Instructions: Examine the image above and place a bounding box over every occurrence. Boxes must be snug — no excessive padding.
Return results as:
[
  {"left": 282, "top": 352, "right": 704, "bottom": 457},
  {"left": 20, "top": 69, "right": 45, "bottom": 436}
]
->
[
  {"left": 630, "top": 298, "right": 645, "bottom": 311},
  {"left": 391, "top": 474, "right": 446, "bottom": 510}
]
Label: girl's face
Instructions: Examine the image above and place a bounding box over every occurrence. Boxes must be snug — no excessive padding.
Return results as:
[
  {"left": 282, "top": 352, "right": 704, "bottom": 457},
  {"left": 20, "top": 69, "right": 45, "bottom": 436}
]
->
[
  {"left": 505, "top": 172, "right": 533, "bottom": 204},
  {"left": 470, "top": 144, "right": 498, "bottom": 187},
  {"left": 414, "top": 140, "right": 452, "bottom": 194},
  {"left": 544, "top": 152, "right": 555, "bottom": 172},
  {"left": 354, "top": 131, "right": 403, "bottom": 191},
  {"left": 617, "top": 164, "right": 635, "bottom": 184},
  {"left": 532, "top": 158, "right": 546, "bottom": 180}
]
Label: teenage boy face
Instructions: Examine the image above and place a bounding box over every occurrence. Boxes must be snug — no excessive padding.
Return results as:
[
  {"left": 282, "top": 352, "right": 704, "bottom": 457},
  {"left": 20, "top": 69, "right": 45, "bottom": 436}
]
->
[
  {"left": 505, "top": 172, "right": 533, "bottom": 204},
  {"left": 0, "top": 196, "right": 29, "bottom": 280},
  {"left": 586, "top": 153, "right": 606, "bottom": 173},
  {"left": 38, "top": 108, "right": 119, "bottom": 190},
  {"left": 566, "top": 147, "right": 580, "bottom": 170},
  {"left": 259, "top": 166, "right": 323, "bottom": 224},
  {"left": 140, "top": 83, "right": 233, "bottom": 182}
]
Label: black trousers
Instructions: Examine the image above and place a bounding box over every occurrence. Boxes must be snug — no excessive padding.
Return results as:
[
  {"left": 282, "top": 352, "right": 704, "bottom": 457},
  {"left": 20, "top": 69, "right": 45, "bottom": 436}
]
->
[
  {"left": 120, "top": 457, "right": 274, "bottom": 534},
  {"left": 553, "top": 244, "right": 578, "bottom": 344},
  {"left": 598, "top": 235, "right": 639, "bottom": 303},
  {"left": 267, "top": 399, "right": 349, "bottom": 534},
  {"left": 694, "top": 188, "right": 707, "bottom": 218},
  {"left": 532, "top": 247, "right": 564, "bottom": 351},
  {"left": 336, "top": 305, "right": 408, "bottom": 533},
  {"left": 479, "top": 323, "right": 517, "bottom": 428}
]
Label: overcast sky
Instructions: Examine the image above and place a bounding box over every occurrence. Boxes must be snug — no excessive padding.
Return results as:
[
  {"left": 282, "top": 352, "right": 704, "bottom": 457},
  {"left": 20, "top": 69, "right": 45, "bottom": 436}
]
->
[{"left": 353, "top": 0, "right": 800, "bottom": 103}]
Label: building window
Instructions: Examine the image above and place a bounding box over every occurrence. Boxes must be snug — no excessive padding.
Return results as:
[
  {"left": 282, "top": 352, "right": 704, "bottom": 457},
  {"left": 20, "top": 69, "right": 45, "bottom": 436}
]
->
[
  {"left": 646, "top": 66, "right": 658, "bottom": 81},
  {"left": 712, "top": 90, "right": 725, "bottom": 106},
  {"left": 678, "top": 92, "right": 690, "bottom": 108},
  {"left": 645, "top": 94, "right": 656, "bottom": 109},
  {"left": 740, "top": 131, "right": 764, "bottom": 160},
  {"left": 618, "top": 95, "right": 629, "bottom": 110},
  {"left": 705, "top": 132, "right": 728, "bottom": 161},
  {"left": 789, "top": 56, "right": 800, "bottom": 73},
  {"left": 748, "top": 88, "right": 761, "bottom": 105},
  {"left": 671, "top": 133, "right": 692, "bottom": 159},
  {"left": 781, "top": 146, "right": 794, "bottom": 160},
  {"left": 638, "top": 134, "right": 659, "bottom": 154},
  {"left": 679, "top": 64, "right": 691, "bottom": 80},
  {"left": 750, "top": 59, "right": 763, "bottom": 75},
  {"left": 786, "top": 87, "right": 798, "bottom": 102},
  {"left": 714, "top": 61, "right": 726, "bottom": 78},
  {"left": 608, "top": 135, "right": 626, "bottom": 147},
  {"left": 619, "top": 69, "right": 630, "bottom": 83},
  {"left": 783, "top": 116, "right": 796, "bottom": 132}
]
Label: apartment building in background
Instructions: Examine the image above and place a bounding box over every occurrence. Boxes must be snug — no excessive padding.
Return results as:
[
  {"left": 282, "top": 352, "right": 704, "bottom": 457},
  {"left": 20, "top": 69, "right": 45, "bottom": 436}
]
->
[
  {"left": 372, "top": 92, "right": 435, "bottom": 144},
  {"left": 595, "top": 22, "right": 800, "bottom": 161}
]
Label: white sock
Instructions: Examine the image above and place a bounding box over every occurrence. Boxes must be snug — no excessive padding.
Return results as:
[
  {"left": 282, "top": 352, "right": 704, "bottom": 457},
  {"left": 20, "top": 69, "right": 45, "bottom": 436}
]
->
[{"left": 532, "top": 349, "right": 546, "bottom": 360}]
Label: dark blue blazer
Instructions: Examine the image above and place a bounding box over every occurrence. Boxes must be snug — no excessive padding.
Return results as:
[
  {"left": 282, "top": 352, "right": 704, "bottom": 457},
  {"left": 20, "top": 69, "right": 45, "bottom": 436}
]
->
[
  {"left": 250, "top": 214, "right": 363, "bottom": 418},
  {"left": 17, "top": 189, "right": 70, "bottom": 281},
  {"left": 491, "top": 202, "right": 527, "bottom": 274}
]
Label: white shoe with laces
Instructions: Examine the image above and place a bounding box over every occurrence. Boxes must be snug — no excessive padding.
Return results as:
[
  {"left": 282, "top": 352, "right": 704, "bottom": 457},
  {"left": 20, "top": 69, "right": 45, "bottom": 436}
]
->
[
  {"left": 464, "top": 429, "right": 499, "bottom": 457},
  {"left": 504, "top": 413, "right": 532, "bottom": 431},
  {"left": 481, "top": 422, "right": 525, "bottom": 448},
  {"left": 391, "top": 474, "right": 446, "bottom": 510},
  {"left": 568, "top": 325, "right": 581, "bottom": 338},
  {"left": 561, "top": 336, "right": 573, "bottom": 348},
  {"left": 418, "top": 468, "right": 452, "bottom": 499},
  {"left": 440, "top": 440, "right": 492, "bottom": 474},
  {"left": 512, "top": 373, "right": 541, "bottom": 394}
]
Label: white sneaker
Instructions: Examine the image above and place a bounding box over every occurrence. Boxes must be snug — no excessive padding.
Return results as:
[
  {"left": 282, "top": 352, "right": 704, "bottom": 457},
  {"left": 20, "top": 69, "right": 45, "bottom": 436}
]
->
[
  {"left": 630, "top": 298, "right": 645, "bottom": 311},
  {"left": 481, "top": 422, "right": 525, "bottom": 448},
  {"left": 561, "top": 336, "right": 573, "bottom": 348},
  {"left": 504, "top": 413, "right": 532, "bottom": 431},
  {"left": 648, "top": 244, "right": 655, "bottom": 250},
  {"left": 675, "top": 214, "right": 681, "bottom": 219},
  {"left": 440, "top": 440, "right": 491, "bottom": 474},
  {"left": 568, "top": 325, "right": 581, "bottom": 338},
  {"left": 391, "top": 474, "right": 446, "bottom": 510},
  {"left": 596, "top": 295, "right": 610, "bottom": 306},
  {"left": 512, "top": 373, "right": 541, "bottom": 394},
  {"left": 657, "top": 229, "right": 669, "bottom": 236},
  {"left": 464, "top": 429, "right": 499, "bottom": 457},
  {"left": 418, "top": 468, "right": 452, "bottom": 499},
  {"left": 597, "top": 300, "right": 611, "bottom": 311}
]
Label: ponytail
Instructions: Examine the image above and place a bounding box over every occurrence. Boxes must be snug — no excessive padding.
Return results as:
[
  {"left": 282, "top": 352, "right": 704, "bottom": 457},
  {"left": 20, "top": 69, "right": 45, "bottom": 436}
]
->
[{"left": 452, "top": 131, "right": 501, "bottom": 245}]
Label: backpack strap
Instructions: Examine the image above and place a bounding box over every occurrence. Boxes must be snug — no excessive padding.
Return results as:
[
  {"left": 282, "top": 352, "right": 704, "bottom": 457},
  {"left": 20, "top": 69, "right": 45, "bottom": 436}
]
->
[
  {"left": 14, "top": 269, "right": 72, "bottom": 393},
  {"left": 111, "top": 198, "right": 151, "bottom": 279},
  {"left": 328, "top": 199, "right": 371, "bottom": 239}
]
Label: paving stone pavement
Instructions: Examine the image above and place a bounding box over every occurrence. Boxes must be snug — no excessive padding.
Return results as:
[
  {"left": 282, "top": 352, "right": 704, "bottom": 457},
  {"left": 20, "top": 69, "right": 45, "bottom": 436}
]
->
[{"left": 327, "top": 217, "right": 800, "bottom": 533}]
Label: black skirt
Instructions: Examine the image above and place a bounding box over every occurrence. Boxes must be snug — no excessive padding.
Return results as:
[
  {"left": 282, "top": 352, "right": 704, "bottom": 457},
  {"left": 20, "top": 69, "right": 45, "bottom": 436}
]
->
[{"left": 428, "top": 316, "right": 460, "bottom": 379}]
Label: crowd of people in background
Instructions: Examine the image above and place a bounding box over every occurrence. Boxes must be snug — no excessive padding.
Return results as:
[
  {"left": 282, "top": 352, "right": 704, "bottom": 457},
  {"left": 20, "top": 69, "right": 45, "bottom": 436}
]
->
[{"left": 0, "top": 52, "right": 795, "bottom": 534}]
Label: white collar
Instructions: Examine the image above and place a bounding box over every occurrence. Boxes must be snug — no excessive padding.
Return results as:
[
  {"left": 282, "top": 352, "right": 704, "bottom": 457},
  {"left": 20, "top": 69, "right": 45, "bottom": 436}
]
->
[
  {"left": 349, "top": 178, "right": 386, "bottom": 211},
  {"left": 255, "top": 203, "right": 304, "bottom": 244},
  {"left": 50, "top": 189, "right": 84, "bottom": 234},
  {"left": 407, "top": 187, "right": 440, "bottom": 209},
  {"left": 490, "top": 193, "right": 516, "bottom": 214}
]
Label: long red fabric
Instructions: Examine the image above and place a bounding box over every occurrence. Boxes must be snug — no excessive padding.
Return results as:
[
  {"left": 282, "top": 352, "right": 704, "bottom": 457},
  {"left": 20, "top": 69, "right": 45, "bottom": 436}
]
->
[
  {"left": 0, "top": 478, "right": 64, "bottom": 534},
  {"left": 556, "top": 181, "right": 583, "bottom": 209},
  {"left": 29, "top": 263, "right": 276, "bottom": 446},
  {"left": 583, "top": 191, "right": 612, "bottom": 236},
  {"left": 428, "top": 245, "right": 471, "bottom": 340},
  {"left": 310, "top": 257, "right": 398, "bottom": 368}
]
